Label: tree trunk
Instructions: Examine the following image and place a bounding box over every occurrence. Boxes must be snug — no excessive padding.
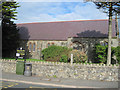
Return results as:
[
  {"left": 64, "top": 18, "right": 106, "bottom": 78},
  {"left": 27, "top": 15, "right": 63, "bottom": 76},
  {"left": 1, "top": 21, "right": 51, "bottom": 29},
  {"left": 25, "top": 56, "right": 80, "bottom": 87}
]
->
[
  {"left": 107, "top": 2, "right": 112, "bottom": 65},
  {"left": 115, "top": 13, "right": 119, "bottom": 46}
]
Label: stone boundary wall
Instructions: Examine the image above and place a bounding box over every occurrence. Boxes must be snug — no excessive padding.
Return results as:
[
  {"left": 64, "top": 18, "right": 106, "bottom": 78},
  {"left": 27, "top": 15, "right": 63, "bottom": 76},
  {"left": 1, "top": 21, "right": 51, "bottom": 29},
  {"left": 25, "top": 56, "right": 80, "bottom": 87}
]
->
[{"left": 1, "top": 59, "right": 120, "bottom": 81}]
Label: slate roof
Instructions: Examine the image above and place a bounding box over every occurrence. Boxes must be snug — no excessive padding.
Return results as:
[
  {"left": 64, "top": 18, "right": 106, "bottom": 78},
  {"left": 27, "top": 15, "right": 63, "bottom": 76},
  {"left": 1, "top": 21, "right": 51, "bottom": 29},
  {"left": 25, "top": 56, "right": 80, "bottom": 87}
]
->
[{"left": 17, "top": 19, "right": 116, "bottom": 41}]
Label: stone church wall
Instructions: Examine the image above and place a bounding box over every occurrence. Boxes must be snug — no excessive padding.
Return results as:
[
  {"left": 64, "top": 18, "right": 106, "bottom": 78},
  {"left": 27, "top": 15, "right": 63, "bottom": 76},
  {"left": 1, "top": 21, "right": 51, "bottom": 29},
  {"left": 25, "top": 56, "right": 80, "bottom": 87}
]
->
[
  {"left": 20, "top": 40, "right": 68, "bottom": 59},
  {"left": 19, "top": 38, "right": 119, "bottom": 60},
  {"left": 68, "top": 37, "right": 119, "bottom": 62}
]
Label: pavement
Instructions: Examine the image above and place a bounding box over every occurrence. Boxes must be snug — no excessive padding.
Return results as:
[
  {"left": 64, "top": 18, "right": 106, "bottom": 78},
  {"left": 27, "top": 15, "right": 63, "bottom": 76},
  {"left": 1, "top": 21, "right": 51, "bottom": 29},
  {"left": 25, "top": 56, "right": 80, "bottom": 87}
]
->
[{"left": 0, "top": 72, "right": 120, "bottom": 89}]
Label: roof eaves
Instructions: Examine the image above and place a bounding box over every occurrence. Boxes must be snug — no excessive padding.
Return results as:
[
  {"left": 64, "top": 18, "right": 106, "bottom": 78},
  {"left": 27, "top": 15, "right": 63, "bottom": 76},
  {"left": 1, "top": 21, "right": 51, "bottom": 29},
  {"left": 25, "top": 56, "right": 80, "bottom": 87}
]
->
[
  {"left": 21, "top": 38, "right": 67, "bottom": 41},
  {"left": 16, "top": 19, "right": 110, "bottom": 25}
]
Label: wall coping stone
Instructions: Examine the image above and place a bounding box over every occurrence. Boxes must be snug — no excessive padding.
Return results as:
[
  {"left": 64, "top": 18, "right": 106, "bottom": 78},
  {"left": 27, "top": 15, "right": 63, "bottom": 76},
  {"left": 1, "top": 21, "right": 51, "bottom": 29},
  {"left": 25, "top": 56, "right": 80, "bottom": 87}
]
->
[{"left": 0, "top": 59, "right": 119, "bottom": 68}]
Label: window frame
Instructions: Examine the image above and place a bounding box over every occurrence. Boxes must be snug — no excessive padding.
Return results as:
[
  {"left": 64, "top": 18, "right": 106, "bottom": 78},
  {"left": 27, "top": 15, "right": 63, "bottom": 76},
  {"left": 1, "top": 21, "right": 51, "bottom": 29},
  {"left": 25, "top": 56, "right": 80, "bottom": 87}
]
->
[
  {"left": 29, "top": 42, "right": 32, "bottom": 52},
  {"left": 33, "top": 42, "right": 36, "bottom": 52}
]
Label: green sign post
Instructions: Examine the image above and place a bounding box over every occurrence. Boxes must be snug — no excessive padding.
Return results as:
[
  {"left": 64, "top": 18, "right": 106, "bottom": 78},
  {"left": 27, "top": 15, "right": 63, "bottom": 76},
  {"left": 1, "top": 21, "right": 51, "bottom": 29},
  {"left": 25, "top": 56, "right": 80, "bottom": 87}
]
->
[
  {"left": 17, "top": 49, "right": 25, "bottom": 56},
  {"left": 16, "top": 47, "right": 26, "bottom": 75},
  {"left": 16, "top": 47, "right": 26, "bottom": 62}
]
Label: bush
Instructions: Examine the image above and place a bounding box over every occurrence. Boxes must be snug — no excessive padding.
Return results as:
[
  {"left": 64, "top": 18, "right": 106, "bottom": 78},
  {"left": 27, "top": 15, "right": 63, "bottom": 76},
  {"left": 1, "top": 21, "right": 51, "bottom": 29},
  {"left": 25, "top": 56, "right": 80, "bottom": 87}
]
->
[
  {"left": 69, "top": 50, "right": 87, "bottom": 63},
  {"left": 60, "top": 55, "right": 68, "bottom": 63},
  {"left": 114, "top": 46, "right": 120, "bottom": 64},
  {"left": 42, "top": 45, "right": 71, "bottom": 62},
  {"left": 94, "top": 44, "right": 107, "bottom": 63},
  {"left": 94, "top": 44, "right": 116, "bottom": 64}
]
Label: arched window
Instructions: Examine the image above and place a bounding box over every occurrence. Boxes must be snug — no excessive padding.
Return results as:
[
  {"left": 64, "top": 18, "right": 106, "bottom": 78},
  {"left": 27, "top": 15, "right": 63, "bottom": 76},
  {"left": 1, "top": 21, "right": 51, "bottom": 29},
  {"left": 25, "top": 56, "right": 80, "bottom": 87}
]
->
[
  {"left": 29, "top": 42, "right": 32, "bottom": 52},
  {"left": 33, "top": 43, "right": 36, "bottom": 52},
  {"left": 61, "top": 42, "right": 64, "bottom": 46}
]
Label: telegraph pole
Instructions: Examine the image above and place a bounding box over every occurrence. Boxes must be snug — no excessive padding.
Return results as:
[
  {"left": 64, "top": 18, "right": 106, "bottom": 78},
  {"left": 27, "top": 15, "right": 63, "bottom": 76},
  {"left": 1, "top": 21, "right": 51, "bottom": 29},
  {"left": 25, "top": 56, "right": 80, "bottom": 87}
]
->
[
  {"left": 107, "top": 2, "right": 112, "bottom": 65},
  {"left": 115, "top": 13, "right": 119, "bottom": 46}
]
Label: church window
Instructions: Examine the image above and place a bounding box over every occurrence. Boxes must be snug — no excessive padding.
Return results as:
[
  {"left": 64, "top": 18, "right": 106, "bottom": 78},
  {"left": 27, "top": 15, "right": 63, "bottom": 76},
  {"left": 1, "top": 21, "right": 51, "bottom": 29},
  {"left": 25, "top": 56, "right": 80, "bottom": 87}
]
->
[
  {"left": 61, "top": 42, "right": 66, "bottom": 46},
  {"left": 29, "top": 42, "right": 32, "bottom": 52},
  {"left": 33, "top": 43, "right": 36, "bottom": 52}
]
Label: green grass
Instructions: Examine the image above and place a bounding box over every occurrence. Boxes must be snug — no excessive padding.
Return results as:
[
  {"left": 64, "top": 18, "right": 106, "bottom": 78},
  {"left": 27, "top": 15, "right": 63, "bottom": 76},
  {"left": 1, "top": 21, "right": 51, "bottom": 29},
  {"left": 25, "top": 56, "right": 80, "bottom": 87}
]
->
[
  {"left": 53, "top": 75, "right": 57, "bottom": 78},
  {"left": 2, "top": 57, "right": 45, "bottom": 62},
  {"left": 2, "top": 58, "right": 120, "bottom": 65}
]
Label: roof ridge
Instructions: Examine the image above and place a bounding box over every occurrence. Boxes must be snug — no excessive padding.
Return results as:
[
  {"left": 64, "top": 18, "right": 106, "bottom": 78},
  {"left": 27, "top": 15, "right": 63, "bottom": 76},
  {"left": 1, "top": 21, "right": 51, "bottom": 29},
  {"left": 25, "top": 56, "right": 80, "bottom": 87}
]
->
[{"left": 17, "top": 19, "right": 110, "bottom": 25}]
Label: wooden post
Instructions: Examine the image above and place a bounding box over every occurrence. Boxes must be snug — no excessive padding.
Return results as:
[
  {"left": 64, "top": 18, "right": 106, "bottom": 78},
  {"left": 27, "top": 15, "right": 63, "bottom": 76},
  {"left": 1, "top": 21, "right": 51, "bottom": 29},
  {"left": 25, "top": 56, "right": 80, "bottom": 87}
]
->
[{"left": 71, "top": 54, "right": 73, "bottom": 65}]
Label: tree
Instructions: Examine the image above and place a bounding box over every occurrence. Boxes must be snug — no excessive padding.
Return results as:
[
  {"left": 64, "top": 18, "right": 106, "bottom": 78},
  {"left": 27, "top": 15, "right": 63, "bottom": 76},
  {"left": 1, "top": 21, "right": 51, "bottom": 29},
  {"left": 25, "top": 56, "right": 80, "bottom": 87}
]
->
[
  {"left": 94, "top": 2, "right": 120, "bottom": 65},
  {"left": 115, "top": 13, "right": 119, "bottom": 46},
  {"left": 1, "top": 2, "right": 20, "bottom": 57}
]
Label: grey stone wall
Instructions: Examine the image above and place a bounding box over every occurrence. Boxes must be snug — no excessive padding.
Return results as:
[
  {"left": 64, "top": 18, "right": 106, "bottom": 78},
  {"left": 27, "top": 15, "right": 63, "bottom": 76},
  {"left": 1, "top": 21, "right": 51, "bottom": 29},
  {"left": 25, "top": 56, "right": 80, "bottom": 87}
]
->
[
  {"left": 1, "top": 59, "right": 119, "bottom": 81},
  {"left": 1, "top": 60, "right": 16, "bottom": 73}
]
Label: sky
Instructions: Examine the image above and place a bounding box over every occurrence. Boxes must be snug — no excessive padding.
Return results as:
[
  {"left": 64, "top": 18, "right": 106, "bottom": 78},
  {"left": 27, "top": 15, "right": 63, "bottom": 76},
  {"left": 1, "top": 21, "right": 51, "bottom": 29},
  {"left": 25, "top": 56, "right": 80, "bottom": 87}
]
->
[{"left": 14, "top": 2, "right": 109, "bottom": 24}]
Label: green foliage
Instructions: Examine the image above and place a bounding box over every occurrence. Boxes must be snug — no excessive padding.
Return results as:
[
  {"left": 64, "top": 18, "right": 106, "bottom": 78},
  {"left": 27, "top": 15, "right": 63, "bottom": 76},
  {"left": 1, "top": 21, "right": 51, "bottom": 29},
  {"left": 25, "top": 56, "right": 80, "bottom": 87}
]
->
[
  {"left": 42, "top": 45, "right": 71, "bottom": 62},
  {"left": 94, "top": 44, "right": 116, "bottom": 64},
  {"left": 60, "top": 55, "right": 68, "bottom": 63},
  {"left": 1, "top": 2, "right": 20, "bottom": 20},
  {"left": 114, "top": 46, "right": 120, "bottom": 64},
  {"left": 53, "top": 75, "right": 57, "bottom": 78},
  {"left": 95, "top": 44, "right": 107, "bottom": 63},
  {"left": 2, "top": 2, "right": 20, "bottom": 57},
  {"left": 69, "top": 50, "right": 87, "bottom": 63},
  {"left": 94, "top": 2, "right": 120, "bottom": 16},
  {"left": 94, "top": 2, "right": 120, "bottom": 65}
]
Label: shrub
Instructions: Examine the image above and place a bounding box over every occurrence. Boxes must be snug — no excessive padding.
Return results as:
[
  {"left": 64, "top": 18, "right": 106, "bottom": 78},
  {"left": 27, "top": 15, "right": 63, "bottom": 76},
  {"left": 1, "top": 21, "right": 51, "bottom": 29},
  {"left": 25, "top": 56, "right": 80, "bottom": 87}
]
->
[
  {"left": 42, "top": 45, "right": 71, "bottom": 62},
  {"left": 69, "top": 50, "right": 87, "bottom": 63},
  {"left": 94, "top": 44, "right": 107, "bottom": 63},
  {"left": 60, "top": 55, "right": 68, "bottom": 63},
  {"left": 94, "top": 44, "right": 116, "bottom": 64},
  {"left": 114, "top": 46, "right": 120, "bottom": 64}
]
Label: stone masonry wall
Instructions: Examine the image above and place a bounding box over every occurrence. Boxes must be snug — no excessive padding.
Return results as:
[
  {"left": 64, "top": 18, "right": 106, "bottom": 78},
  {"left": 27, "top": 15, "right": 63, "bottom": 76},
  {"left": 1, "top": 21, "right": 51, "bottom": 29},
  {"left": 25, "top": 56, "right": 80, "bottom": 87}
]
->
[
  {"left": 1, "top": 59, "right": 119, "bottom": 81},
  {"left": 20, "top": 40, "right": 67, "bottom": 59},
  {"left": 19, "top": 38, "right": 119, "bottom": 60},
  {"left": 1, "top": 60, "right": 16, "bottom": 73}
]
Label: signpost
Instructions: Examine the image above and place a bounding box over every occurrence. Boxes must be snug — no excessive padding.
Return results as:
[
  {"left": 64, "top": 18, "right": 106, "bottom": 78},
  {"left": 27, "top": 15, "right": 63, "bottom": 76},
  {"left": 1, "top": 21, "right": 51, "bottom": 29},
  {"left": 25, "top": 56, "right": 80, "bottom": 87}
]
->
[
  {"left": 16, "top": 47, "right": 26, "bottom": 62},
  {"left": 16, "top": 47, "right": 32, "bottom": 76},
  {"left": 16, "top": 47, "right": 27, "bottom": 75}
]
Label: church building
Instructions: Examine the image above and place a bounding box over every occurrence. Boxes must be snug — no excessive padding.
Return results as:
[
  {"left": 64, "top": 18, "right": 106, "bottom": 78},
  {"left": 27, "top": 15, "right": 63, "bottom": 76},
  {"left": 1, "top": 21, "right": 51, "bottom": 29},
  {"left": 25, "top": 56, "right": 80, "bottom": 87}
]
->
[{"left": 17, "top": 19, "right": 119, "bottom": 61}]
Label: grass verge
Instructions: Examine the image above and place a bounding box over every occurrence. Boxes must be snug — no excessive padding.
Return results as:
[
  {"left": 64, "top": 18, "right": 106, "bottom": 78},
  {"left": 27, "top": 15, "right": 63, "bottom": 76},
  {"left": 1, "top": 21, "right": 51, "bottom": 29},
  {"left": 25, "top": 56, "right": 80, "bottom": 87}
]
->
[{"left": 2, "top": 57, "right": 45, "bottom": 62}]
